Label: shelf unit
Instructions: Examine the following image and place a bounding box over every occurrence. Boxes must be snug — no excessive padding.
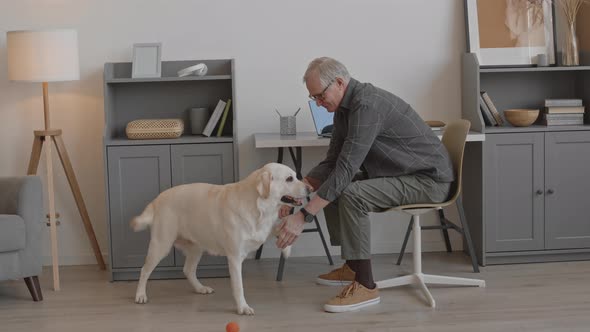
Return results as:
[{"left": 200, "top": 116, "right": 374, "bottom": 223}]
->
[
  {"left": 461, "top": 53, "right": 590, "bottom": 266},
  {"left": 103, "top": 59, "right": 237, "bottom": 281},
  {"left": 462, "top": 53, "right": 590, "bottom": 132}
]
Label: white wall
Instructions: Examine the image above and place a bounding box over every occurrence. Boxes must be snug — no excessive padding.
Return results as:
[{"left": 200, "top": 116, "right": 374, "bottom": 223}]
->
[{"left": 0, "top": 0, "right": 467, "bottom": 265}]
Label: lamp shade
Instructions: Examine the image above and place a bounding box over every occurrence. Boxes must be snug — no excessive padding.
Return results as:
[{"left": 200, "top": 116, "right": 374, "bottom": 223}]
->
[{"left": 7, "top": 29, "right": 80, "bottom": 82}]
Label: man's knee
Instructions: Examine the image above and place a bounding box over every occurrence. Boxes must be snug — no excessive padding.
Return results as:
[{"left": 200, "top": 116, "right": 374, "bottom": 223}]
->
[{"left": 339, "top": 185, "right": 368, "bottom": 214}]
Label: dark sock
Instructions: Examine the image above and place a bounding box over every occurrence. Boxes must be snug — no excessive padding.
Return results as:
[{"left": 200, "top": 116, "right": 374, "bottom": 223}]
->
[
  {"left": 345, "top": 260, "right": 358, "bottom": 273},
  {"left": 348, "top": 259, "right": 376, "bottom": 289}
]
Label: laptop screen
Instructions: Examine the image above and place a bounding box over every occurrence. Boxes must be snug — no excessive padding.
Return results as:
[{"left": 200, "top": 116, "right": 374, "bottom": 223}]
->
[{"left": 308, "top": 100, "right": 334, "bottom": 136}]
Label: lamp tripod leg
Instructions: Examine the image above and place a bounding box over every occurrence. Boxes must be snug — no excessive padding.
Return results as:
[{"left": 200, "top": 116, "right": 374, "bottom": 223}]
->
[
  {"left": 45, "top": 137, "right": 61, "bottom": 291},
  {"left": 52, "top": 135, "right": 106, "bottom": 270},
  {"left": 28, "top": 135, "right": 61, "bottom": 290},
  {"left": 27, "top": 135, "right": 43, "bottom": 175}
]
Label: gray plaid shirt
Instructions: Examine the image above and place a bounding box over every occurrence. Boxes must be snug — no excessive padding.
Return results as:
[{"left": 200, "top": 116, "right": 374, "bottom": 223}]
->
[{"left": 308, "top": 78, "right": 454, "bottom": 202}]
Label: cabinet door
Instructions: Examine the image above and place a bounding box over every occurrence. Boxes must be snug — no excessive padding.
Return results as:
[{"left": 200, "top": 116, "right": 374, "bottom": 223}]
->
[
  {"left": 545, "top": 131, "right": 590, "bottom": 249},
  {"left": 107, "top": 145, "right": 173, "bottom": 268},
  {"left": 171, "top": 143, "right": 234, "bottom": 186},
  {"left": 171, "top": 143, "right": 233, "bottom": 267},
  {"left": 484, "top": 133, "right": 545, "bottom": 252}
]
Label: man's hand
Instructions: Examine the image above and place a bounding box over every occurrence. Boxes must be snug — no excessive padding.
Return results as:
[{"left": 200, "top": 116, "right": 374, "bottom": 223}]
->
[
  {"left": 303, "top": 177, "right": 321, "bottom": 192},
  {"left": 278, "top": 205, "right": 292, "bottom": 219},
  {"left": 276, "top": 212, "right": 305, "bottom": 249}
]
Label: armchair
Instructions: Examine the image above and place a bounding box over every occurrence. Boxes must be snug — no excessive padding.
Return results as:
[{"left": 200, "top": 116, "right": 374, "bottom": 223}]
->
[{"left": 0, "top": 176, "right": 44, "bottom": 301}]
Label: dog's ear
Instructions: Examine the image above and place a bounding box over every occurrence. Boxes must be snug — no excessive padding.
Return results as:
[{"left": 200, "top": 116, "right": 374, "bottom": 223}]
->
[{"left": 256, "top": 170, "right": 272, "bottom": 199}]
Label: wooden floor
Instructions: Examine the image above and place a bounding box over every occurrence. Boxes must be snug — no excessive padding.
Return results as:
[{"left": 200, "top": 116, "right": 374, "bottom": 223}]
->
[{"left": 1, "top": 253, "right": 590, "bottom": 332}]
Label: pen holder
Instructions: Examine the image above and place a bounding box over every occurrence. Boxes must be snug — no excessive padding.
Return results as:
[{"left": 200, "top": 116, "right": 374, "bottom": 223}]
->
[{"left": 280, "top": 116, "right": 296, "bottom": 135}]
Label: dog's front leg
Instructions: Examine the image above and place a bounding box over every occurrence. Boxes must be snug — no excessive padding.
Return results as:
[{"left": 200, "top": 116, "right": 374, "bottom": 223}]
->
[{"left": 227, "top": 255, "right": 254, "bottom": 315}]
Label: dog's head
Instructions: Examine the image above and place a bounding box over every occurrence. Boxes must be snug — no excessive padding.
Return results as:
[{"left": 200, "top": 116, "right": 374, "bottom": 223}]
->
[{"left": 256, "top": 163, "right": 309, "bottom": 206}]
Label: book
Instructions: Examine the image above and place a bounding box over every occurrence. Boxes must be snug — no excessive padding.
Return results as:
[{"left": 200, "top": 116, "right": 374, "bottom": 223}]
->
[
  {"left": 545, "top": 99, "right": 583, "bottom": 107},
  {"left": 481, "top": 91, "right": 504, "bottom": 126},
  {"left": 541, "top": 113, "right": 584, "bottom": 125},
  {"left": 479, "top": 95, "right": 496, "bottom": 126},
  {"left": 216, "top": 99, "right": 232, "bottom": 137},
  {"left": 202, "top": 99, "right": 226, "bottom": 137},
  {"left": 544, "top": 113, "right": 584, "bottom": 120},
  {"left": 545, "top": 106, "right": 585, "bottom": 114},
  {"left": 542, "top": 119, "right": 584, "bottom": 126}
]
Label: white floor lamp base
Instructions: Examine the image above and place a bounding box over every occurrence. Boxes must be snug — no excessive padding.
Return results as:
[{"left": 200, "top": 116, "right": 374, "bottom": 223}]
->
[{"left": 376, "top": 212, "right": 485, "bottom": 308}]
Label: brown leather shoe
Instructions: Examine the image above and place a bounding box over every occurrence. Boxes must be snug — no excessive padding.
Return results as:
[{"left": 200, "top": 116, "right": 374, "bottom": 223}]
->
[
  {"left": 316, "top": 263, "right": 355, "bottom": 286},
  {"left": 324, "top": 281, "right": 380, "bottom": 313}
]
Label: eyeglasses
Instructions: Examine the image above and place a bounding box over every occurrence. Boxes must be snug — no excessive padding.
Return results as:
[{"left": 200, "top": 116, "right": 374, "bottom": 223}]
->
[{"left": 309, "top": 80, "right": 334, "bottom": 101}]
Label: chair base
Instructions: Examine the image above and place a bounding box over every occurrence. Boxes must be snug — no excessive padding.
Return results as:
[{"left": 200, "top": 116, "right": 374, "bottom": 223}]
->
[
  {"left": 378, "top": 210, "right": 484, "bottom": 308},
  {"left": 376, "top": 272, "right": 484, "bottom": 308}
]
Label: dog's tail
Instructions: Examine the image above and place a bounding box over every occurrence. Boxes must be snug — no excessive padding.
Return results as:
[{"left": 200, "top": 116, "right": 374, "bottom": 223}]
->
[{"left": 130, "top": 203, "right": 154, "bottom": 232}]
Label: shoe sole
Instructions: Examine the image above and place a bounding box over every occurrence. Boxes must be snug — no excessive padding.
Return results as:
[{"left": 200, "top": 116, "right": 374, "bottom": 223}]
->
[
  {"left": 324, "top": 296, "right": 380, "bottom": 313},
  {"left": 315, "top": 278, "right": 354, "bottom": 287}
]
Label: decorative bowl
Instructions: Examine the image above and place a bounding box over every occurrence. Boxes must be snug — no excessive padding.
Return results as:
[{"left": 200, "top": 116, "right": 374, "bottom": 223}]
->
[{"left": 503, "top": 109, "right": 539, "bottom": 127}]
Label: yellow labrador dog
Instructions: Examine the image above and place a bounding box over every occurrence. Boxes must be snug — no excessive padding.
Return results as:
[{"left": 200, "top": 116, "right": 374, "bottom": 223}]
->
[{"left": 131, "top": 162, "right": 308, "bottom": 315}]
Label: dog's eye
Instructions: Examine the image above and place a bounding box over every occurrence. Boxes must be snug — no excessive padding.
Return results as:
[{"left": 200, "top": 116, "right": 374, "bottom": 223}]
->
[{"left": 286, "top": 176, "right": 294, "bottom": 182}]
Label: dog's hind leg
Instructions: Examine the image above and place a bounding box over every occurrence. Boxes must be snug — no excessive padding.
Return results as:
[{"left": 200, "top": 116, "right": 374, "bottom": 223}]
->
[
  {"left": 180, "top": 243, "right": 214, "bottom": 294},
  {"left": 135, "top": 236, "right": 174, "bottom": 304},
  {"left": 227, "top": 255, "right": 254, "bottom": 315}
]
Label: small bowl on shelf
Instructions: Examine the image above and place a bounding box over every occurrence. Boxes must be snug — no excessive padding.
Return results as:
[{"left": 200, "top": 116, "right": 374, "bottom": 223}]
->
[{"left": 503, "top": 109, "right": 540, "bottom": 127}]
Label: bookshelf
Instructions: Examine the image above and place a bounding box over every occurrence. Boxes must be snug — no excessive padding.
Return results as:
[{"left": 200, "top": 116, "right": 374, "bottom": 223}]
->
[
  {"left": 461, "top": 53, "right": 590, "bottom": 266},
  {"left": 462, "top": 53, "right": 590, "bottom": 132},
  {"left": 103, "top": 59, "right": 236, "bottom": 281}
]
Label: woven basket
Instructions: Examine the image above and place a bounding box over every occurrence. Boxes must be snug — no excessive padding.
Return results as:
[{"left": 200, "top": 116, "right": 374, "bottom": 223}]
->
[{"left": 126, "top": 119, "right": 184, "bottom": 139}]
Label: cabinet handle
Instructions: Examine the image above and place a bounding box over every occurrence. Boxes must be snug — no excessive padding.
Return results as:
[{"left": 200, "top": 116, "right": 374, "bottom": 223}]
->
[
  {"left": 536, "top": 189, "right": 544, "bottom": 195},
  {"left": 547, "top": 189, "right": 555, "bottom": 195}
]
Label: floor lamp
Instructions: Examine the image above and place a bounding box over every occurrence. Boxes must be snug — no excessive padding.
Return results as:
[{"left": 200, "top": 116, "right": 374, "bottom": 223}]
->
[{"left": 7, "top": 29, "right": 106, "bottom": 291}]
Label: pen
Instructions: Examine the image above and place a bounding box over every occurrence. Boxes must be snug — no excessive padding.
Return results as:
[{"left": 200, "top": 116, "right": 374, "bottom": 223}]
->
[
  {"left": 275, "top": 109, "right": 282, "bottom": 117},
  {"left": 293, "top": 107, "right": 301, "bottom": 117}
]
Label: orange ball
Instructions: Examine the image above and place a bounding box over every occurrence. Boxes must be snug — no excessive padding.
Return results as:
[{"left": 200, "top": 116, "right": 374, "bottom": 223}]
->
[{"left": 226, "top": 321, "right": 240, "bottom": 332}]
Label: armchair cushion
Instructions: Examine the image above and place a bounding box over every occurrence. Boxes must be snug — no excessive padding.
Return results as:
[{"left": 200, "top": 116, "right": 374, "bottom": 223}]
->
[{"left": 0, "top": 215, "right": 26, "bottom": 252}]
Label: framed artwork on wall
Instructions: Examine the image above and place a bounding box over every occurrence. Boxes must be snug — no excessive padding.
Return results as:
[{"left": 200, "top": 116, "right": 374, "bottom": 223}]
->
[
  {"left": 131, "top": 42, "right": 162, "bottom": 78},
  {"left": 465, "top": 0, "right": 556, "bottom": 67}
]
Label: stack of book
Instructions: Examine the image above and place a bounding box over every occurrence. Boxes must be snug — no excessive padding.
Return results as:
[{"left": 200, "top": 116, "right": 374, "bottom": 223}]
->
[
  {"left": 479, "top": 91, "right": 504, "bottom": 126},
  {"left": 542, "top": 99, "right": 585, "bottom": 126}
]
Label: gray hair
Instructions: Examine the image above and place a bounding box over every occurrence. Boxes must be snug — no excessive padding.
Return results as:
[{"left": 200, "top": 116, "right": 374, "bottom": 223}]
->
[{"left": 303, "top": 57, "right": 351, "bottom": 88}]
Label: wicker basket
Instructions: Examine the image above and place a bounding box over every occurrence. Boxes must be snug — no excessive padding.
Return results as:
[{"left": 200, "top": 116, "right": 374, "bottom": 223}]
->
[{"left": 126, "top": 119, "right": 184, "bottom": 139}]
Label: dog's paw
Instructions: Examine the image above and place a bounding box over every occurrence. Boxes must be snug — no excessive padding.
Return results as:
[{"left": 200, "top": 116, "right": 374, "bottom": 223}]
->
[
  {"left": 135, "top": 293, "right": 148, "bottom": 304},
  {"left": 195, "top": 285, "right": 214, "bottom": 294},
  {"left": 237, "top": 305, "right": 255, "bottom": 315}
]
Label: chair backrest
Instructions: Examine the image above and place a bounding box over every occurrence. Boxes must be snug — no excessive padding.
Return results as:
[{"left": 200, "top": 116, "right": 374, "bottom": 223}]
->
[{"left": 440, "top": 119, "right": 470, "bottom": 204}]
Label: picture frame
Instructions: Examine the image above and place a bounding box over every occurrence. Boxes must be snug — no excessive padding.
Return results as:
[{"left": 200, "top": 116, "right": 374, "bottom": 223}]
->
[
  {"left": 131, "top": 42, "right": 162, "bottom": 78},
  {"left": 465, "top": 0, "right": 556, "bottom": 67}
]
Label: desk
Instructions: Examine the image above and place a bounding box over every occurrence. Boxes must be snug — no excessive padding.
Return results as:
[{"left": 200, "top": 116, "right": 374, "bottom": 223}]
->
[
  {"left": 254, "top": 130, "right": 484, "bottom": 180},
  {"left": 253, "top": 130, "right": 485, "bottom": 281}
]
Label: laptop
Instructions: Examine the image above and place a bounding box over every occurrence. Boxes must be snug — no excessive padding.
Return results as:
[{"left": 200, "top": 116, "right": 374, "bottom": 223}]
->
[{"left": 308, "top": 100, "right": 334, "bottom": 138}]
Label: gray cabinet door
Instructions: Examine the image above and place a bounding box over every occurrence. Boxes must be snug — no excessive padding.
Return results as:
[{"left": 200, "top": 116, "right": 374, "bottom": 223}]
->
[
  {"left": 484, "top": 133, "right": 545, "bottom": 252},
  {"left": 107, "top": 145, "right": 173, "bottom": 268},
  {"left": 171, "top": 143, "right": 233, "bottom": 266},
  {"left": 545, "top": 131, "right": 590, "bottom": 249},
  {"left": 171, "top": 143, "right": 234, "bottom": 186}
]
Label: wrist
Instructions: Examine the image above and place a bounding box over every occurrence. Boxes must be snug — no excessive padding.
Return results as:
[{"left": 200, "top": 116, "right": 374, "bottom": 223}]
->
[{"left": 299, "top": 207, "right": 315, "bottom": 223}]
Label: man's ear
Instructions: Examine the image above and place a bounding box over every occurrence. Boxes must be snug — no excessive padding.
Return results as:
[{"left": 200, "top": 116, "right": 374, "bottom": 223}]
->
[{"left": 256, "top": 171, "right": 272, "bottom": 199}]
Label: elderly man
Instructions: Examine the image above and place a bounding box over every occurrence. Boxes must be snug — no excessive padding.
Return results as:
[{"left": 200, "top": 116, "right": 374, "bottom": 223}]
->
[{"left": 276, "top": 57, "right": 454, "bottom": 313}]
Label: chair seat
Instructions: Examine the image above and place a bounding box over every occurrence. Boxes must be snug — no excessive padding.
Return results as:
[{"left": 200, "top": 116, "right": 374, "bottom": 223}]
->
[
  {"left": 0, "top": 215, "right": 26, "bottom": 252},
  {"left": 392, "top": 201, "right": 452, "bottom": 211}
]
